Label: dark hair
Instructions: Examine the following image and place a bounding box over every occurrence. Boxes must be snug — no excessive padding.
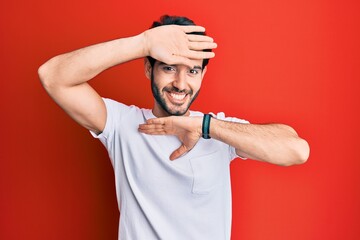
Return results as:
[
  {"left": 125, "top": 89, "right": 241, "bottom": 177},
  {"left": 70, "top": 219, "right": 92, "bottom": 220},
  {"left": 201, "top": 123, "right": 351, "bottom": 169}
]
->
[{"left": 146, "top": 15, "right": 211, "bottom": 69}]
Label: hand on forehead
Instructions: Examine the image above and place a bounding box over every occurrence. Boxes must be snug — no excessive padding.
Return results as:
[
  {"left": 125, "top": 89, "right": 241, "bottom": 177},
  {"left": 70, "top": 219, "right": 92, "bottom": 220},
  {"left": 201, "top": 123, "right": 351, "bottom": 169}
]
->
[{"left": 145, "top": 25, "right": 217, "bottom": 69}]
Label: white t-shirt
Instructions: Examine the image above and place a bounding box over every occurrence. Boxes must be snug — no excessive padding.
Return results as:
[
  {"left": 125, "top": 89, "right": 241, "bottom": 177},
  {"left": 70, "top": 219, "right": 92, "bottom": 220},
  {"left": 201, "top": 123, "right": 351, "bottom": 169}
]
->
[{"left": 91, "top": 98, "right": 249, "bottom": 240}]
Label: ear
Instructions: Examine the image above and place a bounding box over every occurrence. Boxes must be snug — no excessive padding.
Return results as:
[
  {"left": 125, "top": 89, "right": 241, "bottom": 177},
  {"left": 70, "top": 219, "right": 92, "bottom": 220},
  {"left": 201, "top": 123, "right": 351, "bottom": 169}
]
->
[
  {"left": 144, "top": 58, "right": 152, "bottom": 80},
  {"left": 201, "top": 66, "right": 207, "bottom": 79}
]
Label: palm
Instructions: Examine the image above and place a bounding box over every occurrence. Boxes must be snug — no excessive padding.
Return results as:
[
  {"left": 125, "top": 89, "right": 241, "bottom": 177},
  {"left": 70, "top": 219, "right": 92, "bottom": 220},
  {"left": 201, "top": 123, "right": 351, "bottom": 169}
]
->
[
  {"left": 144, "top": 25, "right": 216, "bottom": 67},
  {"left": 138, "top": 116, "right": 202, "bottom": 160}
]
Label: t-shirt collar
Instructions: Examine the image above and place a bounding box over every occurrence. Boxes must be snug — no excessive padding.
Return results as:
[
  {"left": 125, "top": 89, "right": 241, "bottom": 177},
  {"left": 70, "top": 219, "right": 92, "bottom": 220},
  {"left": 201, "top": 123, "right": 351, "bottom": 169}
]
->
[{"left": 142, "top": 108, "right": 201, "bottom": 120}]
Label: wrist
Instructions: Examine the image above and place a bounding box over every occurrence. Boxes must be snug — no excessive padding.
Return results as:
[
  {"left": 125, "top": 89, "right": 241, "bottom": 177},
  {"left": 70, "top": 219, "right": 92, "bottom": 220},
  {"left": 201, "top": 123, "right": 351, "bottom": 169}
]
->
[{"left": 139, "top": 31, "right": 150, "bottom": 57}]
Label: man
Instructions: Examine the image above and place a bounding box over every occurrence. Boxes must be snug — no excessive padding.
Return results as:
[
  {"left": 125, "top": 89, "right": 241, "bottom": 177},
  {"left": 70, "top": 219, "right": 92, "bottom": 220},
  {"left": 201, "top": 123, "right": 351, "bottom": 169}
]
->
[{"left": 39, "top": 15, "right": 309, "bottom": 240}]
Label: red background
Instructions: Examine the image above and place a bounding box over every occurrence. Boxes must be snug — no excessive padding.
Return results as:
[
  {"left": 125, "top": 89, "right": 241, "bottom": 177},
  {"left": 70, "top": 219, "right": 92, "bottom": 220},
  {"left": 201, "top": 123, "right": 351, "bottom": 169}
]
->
[{"left": 1, "top": 0, "right": 359, "bottom": 239}]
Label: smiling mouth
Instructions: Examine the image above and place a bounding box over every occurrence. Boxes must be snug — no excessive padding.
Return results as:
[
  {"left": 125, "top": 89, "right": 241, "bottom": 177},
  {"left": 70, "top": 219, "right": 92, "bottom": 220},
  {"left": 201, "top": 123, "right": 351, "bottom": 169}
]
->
[
  {"left": 170, "top": 92, "right": 186, "bottom": 100},
  {"left": 165, "top": 91, "right": 189, "bottom": 105}
]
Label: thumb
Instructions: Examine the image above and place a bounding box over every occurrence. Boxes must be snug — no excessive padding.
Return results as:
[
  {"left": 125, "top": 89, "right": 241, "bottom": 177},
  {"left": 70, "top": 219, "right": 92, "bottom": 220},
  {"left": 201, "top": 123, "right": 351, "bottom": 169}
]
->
[{"left": 170, "top": 144, "right": 189, "bottom": 160}]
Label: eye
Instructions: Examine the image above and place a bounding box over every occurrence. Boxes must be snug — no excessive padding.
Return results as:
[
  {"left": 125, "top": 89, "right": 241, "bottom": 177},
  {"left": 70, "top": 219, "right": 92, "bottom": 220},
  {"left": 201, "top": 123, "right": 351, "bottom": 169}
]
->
[
  {"left": 162, "top": 66, "right": 176, "bottom": 72},
  {"left": 189, "top": 69, "right": 199, "bottom": 75}
]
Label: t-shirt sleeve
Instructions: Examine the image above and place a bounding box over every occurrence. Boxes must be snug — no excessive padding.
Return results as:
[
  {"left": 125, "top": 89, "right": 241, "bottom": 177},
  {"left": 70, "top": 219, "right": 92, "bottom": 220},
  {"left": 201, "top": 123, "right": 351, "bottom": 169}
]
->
[
  {"left": 212, "top": 112, "right": 250, "bottom": 161},
  {"left": 89, "top": 98, "right": 130, "bottom": 165}
]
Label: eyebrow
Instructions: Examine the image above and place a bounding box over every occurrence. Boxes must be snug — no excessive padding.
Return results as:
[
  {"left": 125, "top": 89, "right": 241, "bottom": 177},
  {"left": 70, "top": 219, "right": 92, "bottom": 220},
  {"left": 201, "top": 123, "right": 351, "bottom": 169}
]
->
[{"left": 158, "top": 62, "right": 203, "bottom": 70}]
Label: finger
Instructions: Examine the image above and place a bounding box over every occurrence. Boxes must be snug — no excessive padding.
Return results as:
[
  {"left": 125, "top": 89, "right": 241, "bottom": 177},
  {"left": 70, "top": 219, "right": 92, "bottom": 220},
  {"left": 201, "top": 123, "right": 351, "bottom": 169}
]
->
[
  {"left": 166, "top": 54, "right": 195, "bottom": 69},
  {"left": 146, "top": 118, "right": 166, "bottom": 124},
  {"left": 138, "top": 124, "right": 164, "bottom": 130},
  {"left": 139, "top": 124, "right": 167, "bottom": 132},
  {"left": 183, "top": 50, "right": 216, "bottom": 60},
  {"left": 170, "top": 144, "right": 189, "bottom": 160},
  {"left": 178, "top": 25, "right": 206, "bottom": 33},
  {"left": 188, "top": 41, "right": 217, "bottom": 51},
  {"left": 138, "top": 125, "right": 167, "bottom": 133},
  {"left": 139, "top": 122, "right": 165, "bottom": 127},
  {"left": 139, "top": 129, "right": 167, "bottom": 135},
  {"left": 187, "top": 34, "right": 214, "bottom": 42}
]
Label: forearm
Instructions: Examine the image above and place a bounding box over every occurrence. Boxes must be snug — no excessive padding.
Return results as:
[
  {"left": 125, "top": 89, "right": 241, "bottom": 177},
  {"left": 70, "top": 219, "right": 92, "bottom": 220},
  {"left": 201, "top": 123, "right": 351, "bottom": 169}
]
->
[
  {"left": 38, "top": 33, "right": 146, "bottom": 88},
  {"left": 138, "top": 115, "right": 309, "bottom": 164},
  {"left": 210, "top": 118, "right": 309, "bottom": 166}
]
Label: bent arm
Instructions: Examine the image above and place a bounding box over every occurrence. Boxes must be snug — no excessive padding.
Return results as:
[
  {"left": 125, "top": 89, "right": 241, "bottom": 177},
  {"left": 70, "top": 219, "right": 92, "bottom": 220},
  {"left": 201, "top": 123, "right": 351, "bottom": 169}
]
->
[
  {"left": 138, "top": 116, "right": 309, "bottom": 165},
  {"left": 38, "top": 34, "right": 147, "bottom": 134},
  {"left": 210, "top": 118, "right": 310, "bottom": 166},
  {"left": 38, "top": 25, "right": 217, "bottom": 134}
]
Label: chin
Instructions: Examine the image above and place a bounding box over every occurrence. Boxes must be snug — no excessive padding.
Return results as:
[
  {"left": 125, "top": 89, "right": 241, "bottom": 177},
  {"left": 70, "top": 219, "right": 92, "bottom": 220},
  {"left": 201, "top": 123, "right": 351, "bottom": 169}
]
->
[
  {"left": 165, "top": 104, "right": 190, "bottom": 116},
  {"left": 164, "top": 106, "right": 187, "bottom": 116},
  {"left": 170, "top": 111, "right": 187, "bottom": 116}
]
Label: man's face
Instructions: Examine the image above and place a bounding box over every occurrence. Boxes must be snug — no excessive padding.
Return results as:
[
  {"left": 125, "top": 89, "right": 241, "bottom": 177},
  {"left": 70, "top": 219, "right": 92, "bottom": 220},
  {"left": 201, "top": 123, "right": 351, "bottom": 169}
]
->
[{"left": 146, "top": 60, "right": 207, "bottom": 117}]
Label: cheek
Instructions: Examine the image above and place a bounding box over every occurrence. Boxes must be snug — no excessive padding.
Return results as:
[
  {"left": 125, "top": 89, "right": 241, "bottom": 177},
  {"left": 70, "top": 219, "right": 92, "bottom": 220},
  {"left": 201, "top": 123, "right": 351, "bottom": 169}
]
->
[
  {"left": 190, "top": 78, "right": 203, "bottom": 91},
  {"left": 153, "top": 71, "right": 174, "bottom": 86}
]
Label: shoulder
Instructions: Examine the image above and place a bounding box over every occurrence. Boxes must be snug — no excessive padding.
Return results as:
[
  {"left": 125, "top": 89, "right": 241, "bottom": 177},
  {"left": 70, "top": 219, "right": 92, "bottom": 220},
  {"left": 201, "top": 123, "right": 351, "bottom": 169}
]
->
[
  {"left": 189, "top": 110, "right": 249, "bottom": 123},
  {"left": 103, "top": 98, "right": 129, "bottom": 109},
  {"left": 102, "top": 98, "right": 141, "bottom": 113},
  {"left": 209, "top": 111, "right": 250, "bottom": 124},
  {"left": 102, "top": 98, "right": 146, "bottom": 127},
  {"left": 189, "top": 110, "right": 203, "bottom": 117}
]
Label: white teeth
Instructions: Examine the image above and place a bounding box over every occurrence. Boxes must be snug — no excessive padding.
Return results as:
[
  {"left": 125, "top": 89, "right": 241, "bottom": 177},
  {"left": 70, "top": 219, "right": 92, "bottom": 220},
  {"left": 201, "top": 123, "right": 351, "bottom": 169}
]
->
[{"left": 170, "top": 93, "right": 186, "bottom": 100}]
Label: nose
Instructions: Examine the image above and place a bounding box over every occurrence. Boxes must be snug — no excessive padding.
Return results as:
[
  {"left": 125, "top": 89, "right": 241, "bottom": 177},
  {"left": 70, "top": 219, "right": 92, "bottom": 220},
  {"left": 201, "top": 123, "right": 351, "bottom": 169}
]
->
[{"left": 172, "top": 71, "right": 187, "bottom": 91}]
